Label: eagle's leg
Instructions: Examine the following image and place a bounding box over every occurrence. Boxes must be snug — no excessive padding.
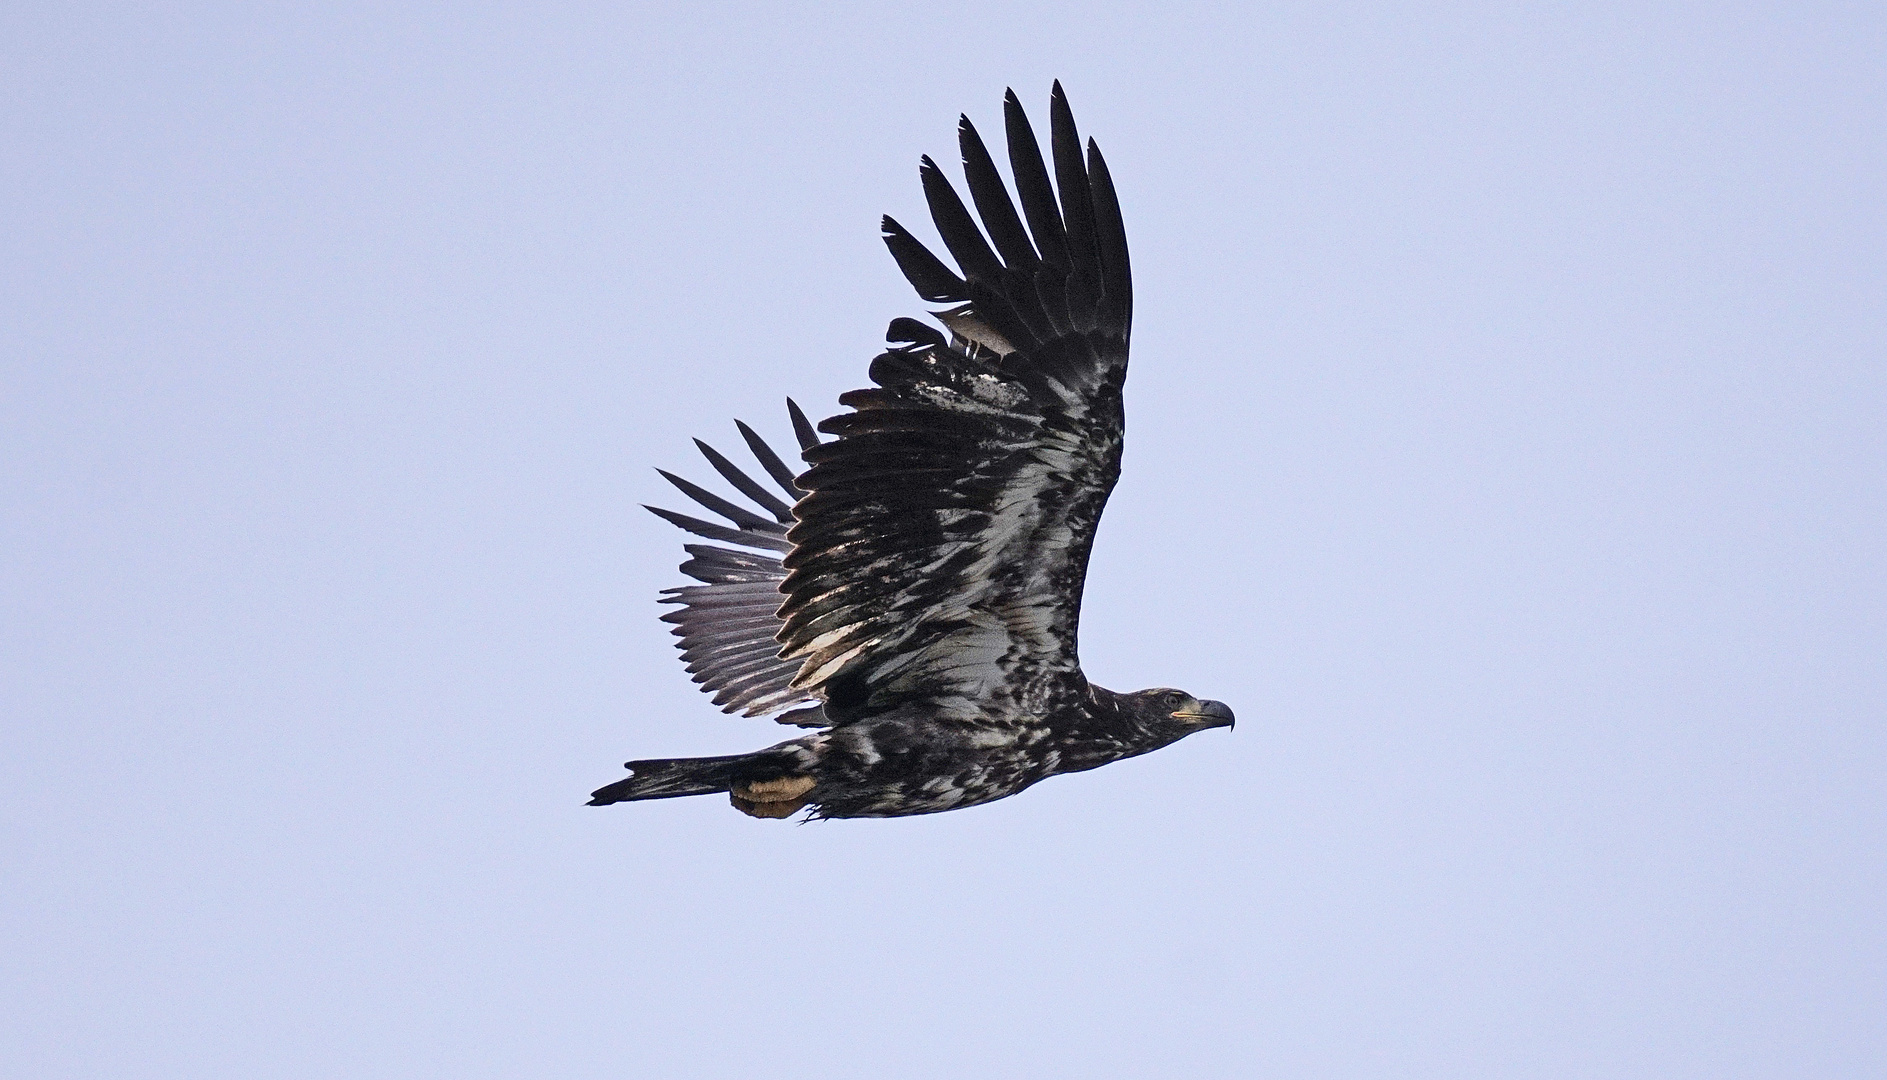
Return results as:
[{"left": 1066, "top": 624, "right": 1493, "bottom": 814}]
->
[{"left": 730, "top": 775, "right": 816, "bottom": 819}]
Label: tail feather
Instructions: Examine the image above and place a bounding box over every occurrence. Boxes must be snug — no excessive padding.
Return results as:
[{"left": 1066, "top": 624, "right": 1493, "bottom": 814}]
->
[{"left": 587, "top": 754, "right": 749, "bottom": 805}]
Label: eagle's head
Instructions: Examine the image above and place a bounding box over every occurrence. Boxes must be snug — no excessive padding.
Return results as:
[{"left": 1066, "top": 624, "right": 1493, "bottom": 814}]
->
[{"left": 1115, "top": 687, "right": 1236, "bottom": 749}]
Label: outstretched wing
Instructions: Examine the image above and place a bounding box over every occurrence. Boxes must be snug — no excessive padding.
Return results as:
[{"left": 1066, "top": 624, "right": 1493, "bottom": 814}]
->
[
  {"left": 777, "top": 83, "right": 1132, "bottom": 714},
  {"left": 647, "top": 401, "right": 827, "bottom": 725}
]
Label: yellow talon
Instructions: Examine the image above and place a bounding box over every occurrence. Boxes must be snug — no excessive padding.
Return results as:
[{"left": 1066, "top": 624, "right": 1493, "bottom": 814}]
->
[
  {"left": 729, "top": 775, "right": 814, "bottom": 817},
  {"left": 730, "top": 794, "right": 805, "bottom": 819},
  {"left": 733, "top": 776, "right": 815, "bottom": 802}
]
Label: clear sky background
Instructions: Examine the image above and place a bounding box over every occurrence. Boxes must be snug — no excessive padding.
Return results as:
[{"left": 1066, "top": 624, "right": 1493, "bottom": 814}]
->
[{"left": 4, "top": 2, "right": 1882, "bottom": 1077}]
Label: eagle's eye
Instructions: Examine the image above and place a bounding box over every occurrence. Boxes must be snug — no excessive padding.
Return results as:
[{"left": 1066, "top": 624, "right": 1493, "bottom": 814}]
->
[{"left": 1161, "top": 691, "right": 1186, "bottom": 709}]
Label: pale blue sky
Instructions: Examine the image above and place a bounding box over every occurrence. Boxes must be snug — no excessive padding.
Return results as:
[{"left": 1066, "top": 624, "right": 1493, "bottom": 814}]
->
[{"left": 4, "top": 2, "right": 1883, "bottom": 1077}]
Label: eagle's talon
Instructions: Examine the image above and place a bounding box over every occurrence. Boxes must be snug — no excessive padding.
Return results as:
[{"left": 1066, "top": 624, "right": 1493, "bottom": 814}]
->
[
  {"left": 729, "top": 776, "right": 814, "bottom": 818},
  {"left": 732, "top": 775, "right": 815, "bottom": 803},
  {"left": 730, "top": 793, "right": 809, "bottom": 819}
]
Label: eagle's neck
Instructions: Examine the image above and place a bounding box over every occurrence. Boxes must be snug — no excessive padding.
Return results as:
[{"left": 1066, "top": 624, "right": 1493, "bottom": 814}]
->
[{"left": 1049, "top": 684, "right": 1162, "bottom": 775}]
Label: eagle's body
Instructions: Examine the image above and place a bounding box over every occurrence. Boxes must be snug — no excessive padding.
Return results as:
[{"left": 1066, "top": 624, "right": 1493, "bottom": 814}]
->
[{"left": 588, "top": 85, "right": 1233, "bottom": 820}]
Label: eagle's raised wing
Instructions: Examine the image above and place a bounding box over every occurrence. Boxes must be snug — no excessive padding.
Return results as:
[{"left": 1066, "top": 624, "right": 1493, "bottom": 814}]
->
[{"left": 777, "top": 84, "right": 1132, "bottom": 713}]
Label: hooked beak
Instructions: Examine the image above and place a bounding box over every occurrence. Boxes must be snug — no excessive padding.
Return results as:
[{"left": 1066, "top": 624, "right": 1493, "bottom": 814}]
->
[{"left": 1175, "top": 699, "right": 1236, "bottom": 730}]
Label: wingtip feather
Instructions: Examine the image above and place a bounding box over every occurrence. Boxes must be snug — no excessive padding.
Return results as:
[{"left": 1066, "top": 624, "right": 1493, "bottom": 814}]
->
[{"left": 787, "top": 398, "right": 821, "bottom": 451}]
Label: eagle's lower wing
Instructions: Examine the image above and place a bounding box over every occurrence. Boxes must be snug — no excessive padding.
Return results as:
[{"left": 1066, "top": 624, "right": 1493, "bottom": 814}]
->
[
  {"left": 777, "top": 85, "right": 1132, "bottom": 712},
  {"left": 647, "top": 402, "right": 826, "bottom": 723}
]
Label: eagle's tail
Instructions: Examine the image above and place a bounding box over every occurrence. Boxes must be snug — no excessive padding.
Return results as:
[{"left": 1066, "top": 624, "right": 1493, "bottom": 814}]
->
[
  {"left": 586, "top": 753, "right": 753, "bottom": 805},
  {"left": 589, "top": 746, "right": 821, "bottom": 806}
]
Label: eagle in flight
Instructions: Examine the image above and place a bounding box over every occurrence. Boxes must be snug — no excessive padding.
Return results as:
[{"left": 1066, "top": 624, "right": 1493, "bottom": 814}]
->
[{"left": 588, "top": 84, "right": 1234, "bottom": 820}]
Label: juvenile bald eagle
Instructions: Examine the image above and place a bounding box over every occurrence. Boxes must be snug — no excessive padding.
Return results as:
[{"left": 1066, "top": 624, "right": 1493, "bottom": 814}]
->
[{"left": 589, "top": 84, "right": 1233, "bottom": 820}]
